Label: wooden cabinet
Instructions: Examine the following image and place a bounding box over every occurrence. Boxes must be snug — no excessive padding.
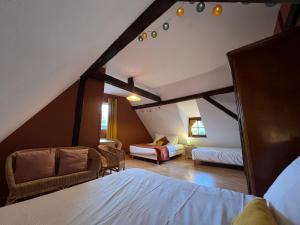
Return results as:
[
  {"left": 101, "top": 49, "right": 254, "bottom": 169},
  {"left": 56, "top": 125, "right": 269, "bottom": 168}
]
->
[{"left": 227, "top": 28, "right": 300, "bottom": 196}]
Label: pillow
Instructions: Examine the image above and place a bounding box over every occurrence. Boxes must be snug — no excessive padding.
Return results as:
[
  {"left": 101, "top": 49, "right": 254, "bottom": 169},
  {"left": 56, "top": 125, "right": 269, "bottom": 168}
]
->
[
  {"left": 155, "top": 137, "right": 169, "bottom": 146},
  {"left": 264, "top": 156, "right": 300, "bottom": 225},
  {"left": 14, "top": 149, "right": 56, "bottom": 183},
  {"left": 58, "top": 149, "right": 88, "bottom": 175},
  {"left": 166, "top": 135, "right": 178, "bottom": 145},
  {"left": 154, "top": 133, "right": 178, "bottom": 145},
  {"left": 232, "top": 198, "right": 278, "bottom": 225}
]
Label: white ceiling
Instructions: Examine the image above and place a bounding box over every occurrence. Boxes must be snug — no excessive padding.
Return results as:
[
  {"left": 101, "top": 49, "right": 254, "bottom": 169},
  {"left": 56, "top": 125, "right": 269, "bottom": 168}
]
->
[
  {"left": 106, "top": 2, "right": 279, "bottom": 89},
  {"left": 0, "top": 0, "right": 154, "bottom": 142}
]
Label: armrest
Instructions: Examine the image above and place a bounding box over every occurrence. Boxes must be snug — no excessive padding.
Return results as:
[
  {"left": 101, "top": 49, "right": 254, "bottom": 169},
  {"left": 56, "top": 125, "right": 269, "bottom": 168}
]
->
[
  {"left": 88, "top": 149, "right": 102, "bottom": 172},
  {"left": 5, "top": 155, "right": 17, "bottom": 190}
]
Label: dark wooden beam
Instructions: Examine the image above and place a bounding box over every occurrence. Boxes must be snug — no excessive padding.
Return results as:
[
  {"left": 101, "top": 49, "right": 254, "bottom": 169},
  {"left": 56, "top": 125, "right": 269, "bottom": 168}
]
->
[
  {"left": 203, "top": 96, "right": 238, "bottom": 120},
  {"left": 72, "top": 77, "right": 87, "bottom": 146},
  {"left": 132, "top": 86, "right": 234, "bottom": 109},
  {"left": 81, "top": 0, "right": 176, "bottom": 78},
  {"left": 284, "top": 3, "right": 300, "bottom": 30},
  {"left": 87, "top": 72, "right": 161, "bottom": 102},
  {"left": 128, "top": 77, "right": 134, "bottom": 88},
  {"left": 180, "top": 0, "right": 297, "bottom": 2}
]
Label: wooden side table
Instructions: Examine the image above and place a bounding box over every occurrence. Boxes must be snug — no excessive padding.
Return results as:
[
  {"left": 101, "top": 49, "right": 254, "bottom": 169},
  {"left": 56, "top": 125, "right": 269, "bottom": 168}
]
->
[{"left": 184, "top": 145, "right": 194, "bottom": 160}]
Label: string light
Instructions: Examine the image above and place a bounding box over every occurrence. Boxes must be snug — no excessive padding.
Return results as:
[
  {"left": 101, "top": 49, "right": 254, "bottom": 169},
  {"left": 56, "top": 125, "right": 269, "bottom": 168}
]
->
[{"left": 137, "top": 2, "right": 273, "bottom": 43}]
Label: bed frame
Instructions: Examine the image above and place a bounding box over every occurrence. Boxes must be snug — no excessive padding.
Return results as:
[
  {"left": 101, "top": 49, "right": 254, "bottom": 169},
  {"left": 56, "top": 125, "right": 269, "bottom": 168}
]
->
[
  {"left": 131, "top": 149, "right": 184, "bottom": 165},
  {"left": 228, "top": 27, "right": 300, "bottom": 196}
]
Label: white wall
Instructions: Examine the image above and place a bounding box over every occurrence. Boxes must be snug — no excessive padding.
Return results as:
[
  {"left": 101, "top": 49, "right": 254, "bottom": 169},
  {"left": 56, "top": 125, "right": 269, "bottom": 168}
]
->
[
  {"left": 0, "top": 0, "right": 154, "bottom": 142},
  {"left": 137, "top": 94, "right": 241, "bottom": 148}
]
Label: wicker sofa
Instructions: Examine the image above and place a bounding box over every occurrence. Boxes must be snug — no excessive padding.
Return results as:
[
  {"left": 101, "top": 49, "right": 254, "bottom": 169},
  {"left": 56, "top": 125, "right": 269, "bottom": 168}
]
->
[{"left": 5, "top": 146, "right": 101, "bottom": 205}]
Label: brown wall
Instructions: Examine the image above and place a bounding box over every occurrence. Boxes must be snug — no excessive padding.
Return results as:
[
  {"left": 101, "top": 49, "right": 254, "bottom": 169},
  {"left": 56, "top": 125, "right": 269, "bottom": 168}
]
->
[
  {"left": 0, "top": 81, "right": 79, "bottom": 203},
  {"left": 79, "top": 79, "right": 104, "bottom": 147},
  {"left": 0, "top": 78, "right": 105, "bottom": 204},
  {"left": 103, "top": 94, "right": 152, "bottom": 151}
]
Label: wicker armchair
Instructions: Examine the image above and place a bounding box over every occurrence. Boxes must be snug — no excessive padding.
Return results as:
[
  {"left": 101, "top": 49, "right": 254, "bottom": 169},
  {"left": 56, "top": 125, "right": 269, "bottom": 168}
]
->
[
  {"left": 97, "top": 145, "right": 125, "bottom": 177},
  {"left": 5, "top": 146, "right": 101, "bottom": 205}
]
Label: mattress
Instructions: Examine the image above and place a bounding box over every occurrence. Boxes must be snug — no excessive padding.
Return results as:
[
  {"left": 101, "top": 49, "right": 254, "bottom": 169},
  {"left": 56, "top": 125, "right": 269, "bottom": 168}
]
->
[
  {"left": 0, "top": 169, "right": 254, "bottom": 225},
  {"left": 192, "top": 147, "right": 243, "bottom": 166},
  {"left": 130, "top": 143, "right": 184, "bottom": 156}
]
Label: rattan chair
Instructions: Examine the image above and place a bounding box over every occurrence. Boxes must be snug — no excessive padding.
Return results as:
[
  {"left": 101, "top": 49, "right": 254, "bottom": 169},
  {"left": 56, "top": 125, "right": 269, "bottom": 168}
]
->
[{"left": 97, "top": 144, "right": 125, "bottom": 177}]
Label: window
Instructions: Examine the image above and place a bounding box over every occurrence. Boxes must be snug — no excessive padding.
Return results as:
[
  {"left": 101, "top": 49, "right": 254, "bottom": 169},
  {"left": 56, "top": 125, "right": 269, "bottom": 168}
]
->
[
  {"left": 101, "top": 103, "right": 109, "bottom": 130},
  {"left": 188, "top": 117, "right": 207, "bottom": 138}
]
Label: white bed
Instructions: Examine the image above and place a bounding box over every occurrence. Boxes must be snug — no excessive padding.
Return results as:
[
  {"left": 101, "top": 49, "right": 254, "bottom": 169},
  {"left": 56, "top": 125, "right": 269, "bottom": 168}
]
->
[
  {"left": 0, "top": 169, "right": 254, "bottom": 225},
  {"left": 130, "top": 143, "right": 184, "bottom": 159},
  {"left": 130, "top": 134, "right": 184, "bottom": 163},
  {"left": 192, "top": 147, "right": 243, "bottom": 166}
]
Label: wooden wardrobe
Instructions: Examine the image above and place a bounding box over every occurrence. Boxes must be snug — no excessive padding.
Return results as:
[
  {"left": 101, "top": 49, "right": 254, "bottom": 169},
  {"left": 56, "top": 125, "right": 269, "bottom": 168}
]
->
[{"left": 227, "top": 27, "right": 300, "bottom": 197}]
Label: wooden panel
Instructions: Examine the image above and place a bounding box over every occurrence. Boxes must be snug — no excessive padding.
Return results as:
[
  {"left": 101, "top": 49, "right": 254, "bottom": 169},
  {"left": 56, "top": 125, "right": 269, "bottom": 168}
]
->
[{"left": 228, "top": 27, "right": 300, "bottom": 196}]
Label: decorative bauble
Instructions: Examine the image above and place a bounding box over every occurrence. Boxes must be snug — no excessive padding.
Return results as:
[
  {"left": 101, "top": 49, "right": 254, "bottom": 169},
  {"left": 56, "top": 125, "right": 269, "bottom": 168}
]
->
[
  {"left": 196, "top": 2, "right": 205, "bottom": 13},
  {"left": 176, "top": 7, "right": 185, "bottom": 16},
  {"left": 141, "top": 32, "right": 147, "bottom": 40},
  {"left": 212, "top": 4, "right": 223, "bottom": 16},
  {"left": 138, "top": 35, "right": 143, "bottom": 42},
  {"left": 151, "top": 31, "right": 157, "bottom": 38},
  {"left": 162, "top": 22, "right": 170, "bottom": 30}
]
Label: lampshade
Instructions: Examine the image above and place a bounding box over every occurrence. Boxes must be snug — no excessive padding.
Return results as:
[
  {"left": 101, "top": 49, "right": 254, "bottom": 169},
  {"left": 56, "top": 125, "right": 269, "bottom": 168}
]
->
[{"left": 126, "top": 95, "right": 141, "bottom": 102}]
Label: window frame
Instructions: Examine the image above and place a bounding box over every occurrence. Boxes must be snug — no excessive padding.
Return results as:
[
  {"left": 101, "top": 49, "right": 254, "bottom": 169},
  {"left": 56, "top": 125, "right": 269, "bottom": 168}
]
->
[{"left": 188, "top": 117, "right": 207, "bottom": 138}]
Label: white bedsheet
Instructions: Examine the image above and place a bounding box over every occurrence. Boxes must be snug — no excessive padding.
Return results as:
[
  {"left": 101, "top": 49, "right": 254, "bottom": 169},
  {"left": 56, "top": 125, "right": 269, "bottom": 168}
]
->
[
  {"left": 130, "top": 143, "right": 184, "bottom": 155},
  {"left": 0, "top": 169, "right": 254, "bottom": 225},
  {"left": 192, "top": 147, "right": 243, "bottom": 166}
]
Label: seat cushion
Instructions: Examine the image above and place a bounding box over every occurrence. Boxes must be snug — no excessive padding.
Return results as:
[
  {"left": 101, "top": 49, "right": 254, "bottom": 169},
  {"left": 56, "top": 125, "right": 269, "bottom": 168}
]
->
[
  {"left": 14, "top": 149, "right": 56, "bottom": 184},
  {"left": 58, "top": 149, "right": 88, "bottom": 175}
]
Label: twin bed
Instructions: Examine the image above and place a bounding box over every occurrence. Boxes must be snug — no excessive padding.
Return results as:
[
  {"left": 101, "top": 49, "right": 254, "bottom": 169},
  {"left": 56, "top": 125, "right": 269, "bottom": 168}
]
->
[
  {"left": 0, "top": 156, "right": 299, "bottom": 225},
  {"left": 129, "top": 134, "right": 184, "bottom": 164}
]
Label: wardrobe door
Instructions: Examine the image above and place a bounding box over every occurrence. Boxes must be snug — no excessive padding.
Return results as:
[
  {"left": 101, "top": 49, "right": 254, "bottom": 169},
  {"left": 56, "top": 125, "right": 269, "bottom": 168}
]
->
[{"left": 227, "top": 28, "right": 300, "bottom": 196}]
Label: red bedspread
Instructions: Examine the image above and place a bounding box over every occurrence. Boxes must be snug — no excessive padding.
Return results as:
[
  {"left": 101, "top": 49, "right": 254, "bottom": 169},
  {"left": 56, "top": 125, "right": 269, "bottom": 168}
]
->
[{"left": 133, "top": 144, "right": 169, "bottom": 161}]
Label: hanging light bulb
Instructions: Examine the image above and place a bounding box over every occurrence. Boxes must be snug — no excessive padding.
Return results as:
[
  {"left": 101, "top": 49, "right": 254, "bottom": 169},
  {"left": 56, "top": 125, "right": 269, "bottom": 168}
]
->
[
  {"left": 138, "top": 35, "right": 143, "bottom": 42},
  {"left": 212, "top": 4, "right": 223, "bottom": 16},
  {"left": 141, "top": 32, "right": 147, "bottom": 40},
  {"left": 162, "top": 22, "right": 170, "bottom": 31},
  {"left": 177, "top": 7, "right": 185, "bottom": 16},
  {"left": 151, "top": 31, "right": 158, "bottom": 38},
  {"left": 196, "top": 2, "right": 205, "bottom": 13},
  {"left": 127, "top": 94, "right": 141, "bottom": 102}
]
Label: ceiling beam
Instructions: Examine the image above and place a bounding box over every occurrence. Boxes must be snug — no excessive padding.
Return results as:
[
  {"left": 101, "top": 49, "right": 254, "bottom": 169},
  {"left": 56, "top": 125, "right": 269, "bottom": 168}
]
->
[
  {"left": 87, "top": 72, "right": 161, "bottom": 102},
  {"left": 203, "top": 96, "right": 238, "bottom": 120},
  {"left": 81, "top": 0, "right": 177, "bottom": 78},
  {"left": 180, "top": 0, "right": 297, "bottom": 2},
  {"left": 132, "top": 86, "right": 234, "bottom": 109}
]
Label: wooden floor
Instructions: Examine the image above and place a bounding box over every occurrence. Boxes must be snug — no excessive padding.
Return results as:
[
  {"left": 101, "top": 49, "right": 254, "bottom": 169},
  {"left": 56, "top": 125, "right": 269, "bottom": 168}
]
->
[{"left": 126, "top": 155, "right": 248, "bottom": 193}]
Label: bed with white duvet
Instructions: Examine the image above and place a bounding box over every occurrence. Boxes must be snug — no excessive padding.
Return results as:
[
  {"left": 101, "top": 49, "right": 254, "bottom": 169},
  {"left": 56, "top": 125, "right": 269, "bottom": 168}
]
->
[
  {"left": 192, "top": 147, "right": 243, "bottom": 166},
  {"left": 1, "top": 156, "right": 300, "bottom": 225}
]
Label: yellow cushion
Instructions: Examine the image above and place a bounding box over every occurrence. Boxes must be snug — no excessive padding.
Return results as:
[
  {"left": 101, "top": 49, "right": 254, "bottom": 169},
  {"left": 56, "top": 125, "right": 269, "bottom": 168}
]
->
[{"left": 232, "top": 198, "right": 278, "bottom": 225}]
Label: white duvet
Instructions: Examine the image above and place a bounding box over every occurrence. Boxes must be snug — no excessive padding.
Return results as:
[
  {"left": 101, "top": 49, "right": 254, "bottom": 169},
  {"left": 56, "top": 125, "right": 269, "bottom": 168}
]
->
[
  {"left": 192, "top": 147, "right": 244, "bottom": 166},
  {"left": 130, "top": 143, "right": 184, "bottom": 155},
  {"left": 0, "top": 169, "right": 254, "bottom": 225}
]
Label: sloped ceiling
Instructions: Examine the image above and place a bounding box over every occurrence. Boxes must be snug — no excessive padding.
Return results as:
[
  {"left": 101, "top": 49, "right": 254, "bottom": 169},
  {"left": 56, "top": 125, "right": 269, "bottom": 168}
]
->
[
  {"left": 106, "top": 2, "right": 279, "bottom": 90},
  {"left": 0, "top": 0, "right": 154, "bottom": 142}
]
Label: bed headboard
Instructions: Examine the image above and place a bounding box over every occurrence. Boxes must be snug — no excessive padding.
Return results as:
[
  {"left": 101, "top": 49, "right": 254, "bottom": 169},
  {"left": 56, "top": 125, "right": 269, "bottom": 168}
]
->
[{"left": 227, "top": 27, "right": 300, "bottom": 197}]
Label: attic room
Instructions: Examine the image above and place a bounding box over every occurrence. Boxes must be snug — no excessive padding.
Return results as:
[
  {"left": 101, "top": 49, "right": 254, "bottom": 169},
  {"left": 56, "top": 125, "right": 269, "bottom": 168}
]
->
[{"left": 0, "top": 1, "right": 300, "bottom": 225}]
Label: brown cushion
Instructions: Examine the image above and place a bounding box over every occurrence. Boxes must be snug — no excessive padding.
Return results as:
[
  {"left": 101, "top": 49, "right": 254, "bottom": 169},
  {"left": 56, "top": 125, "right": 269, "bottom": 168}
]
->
[
  {"left": 58, "top": 149, "right": 88, "bottom": 175},
  {"left": 155, "top": 136, "right": 169, "bottom": 146},
  {"left": 14, "top": 149, "right": 56, "bottom": 184}
]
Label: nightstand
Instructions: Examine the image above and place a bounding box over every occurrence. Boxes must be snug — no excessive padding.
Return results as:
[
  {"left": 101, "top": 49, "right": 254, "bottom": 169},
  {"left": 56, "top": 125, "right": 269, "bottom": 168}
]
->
[{"left": 184, "top": 145, "right": 194, "bottom": 160}]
